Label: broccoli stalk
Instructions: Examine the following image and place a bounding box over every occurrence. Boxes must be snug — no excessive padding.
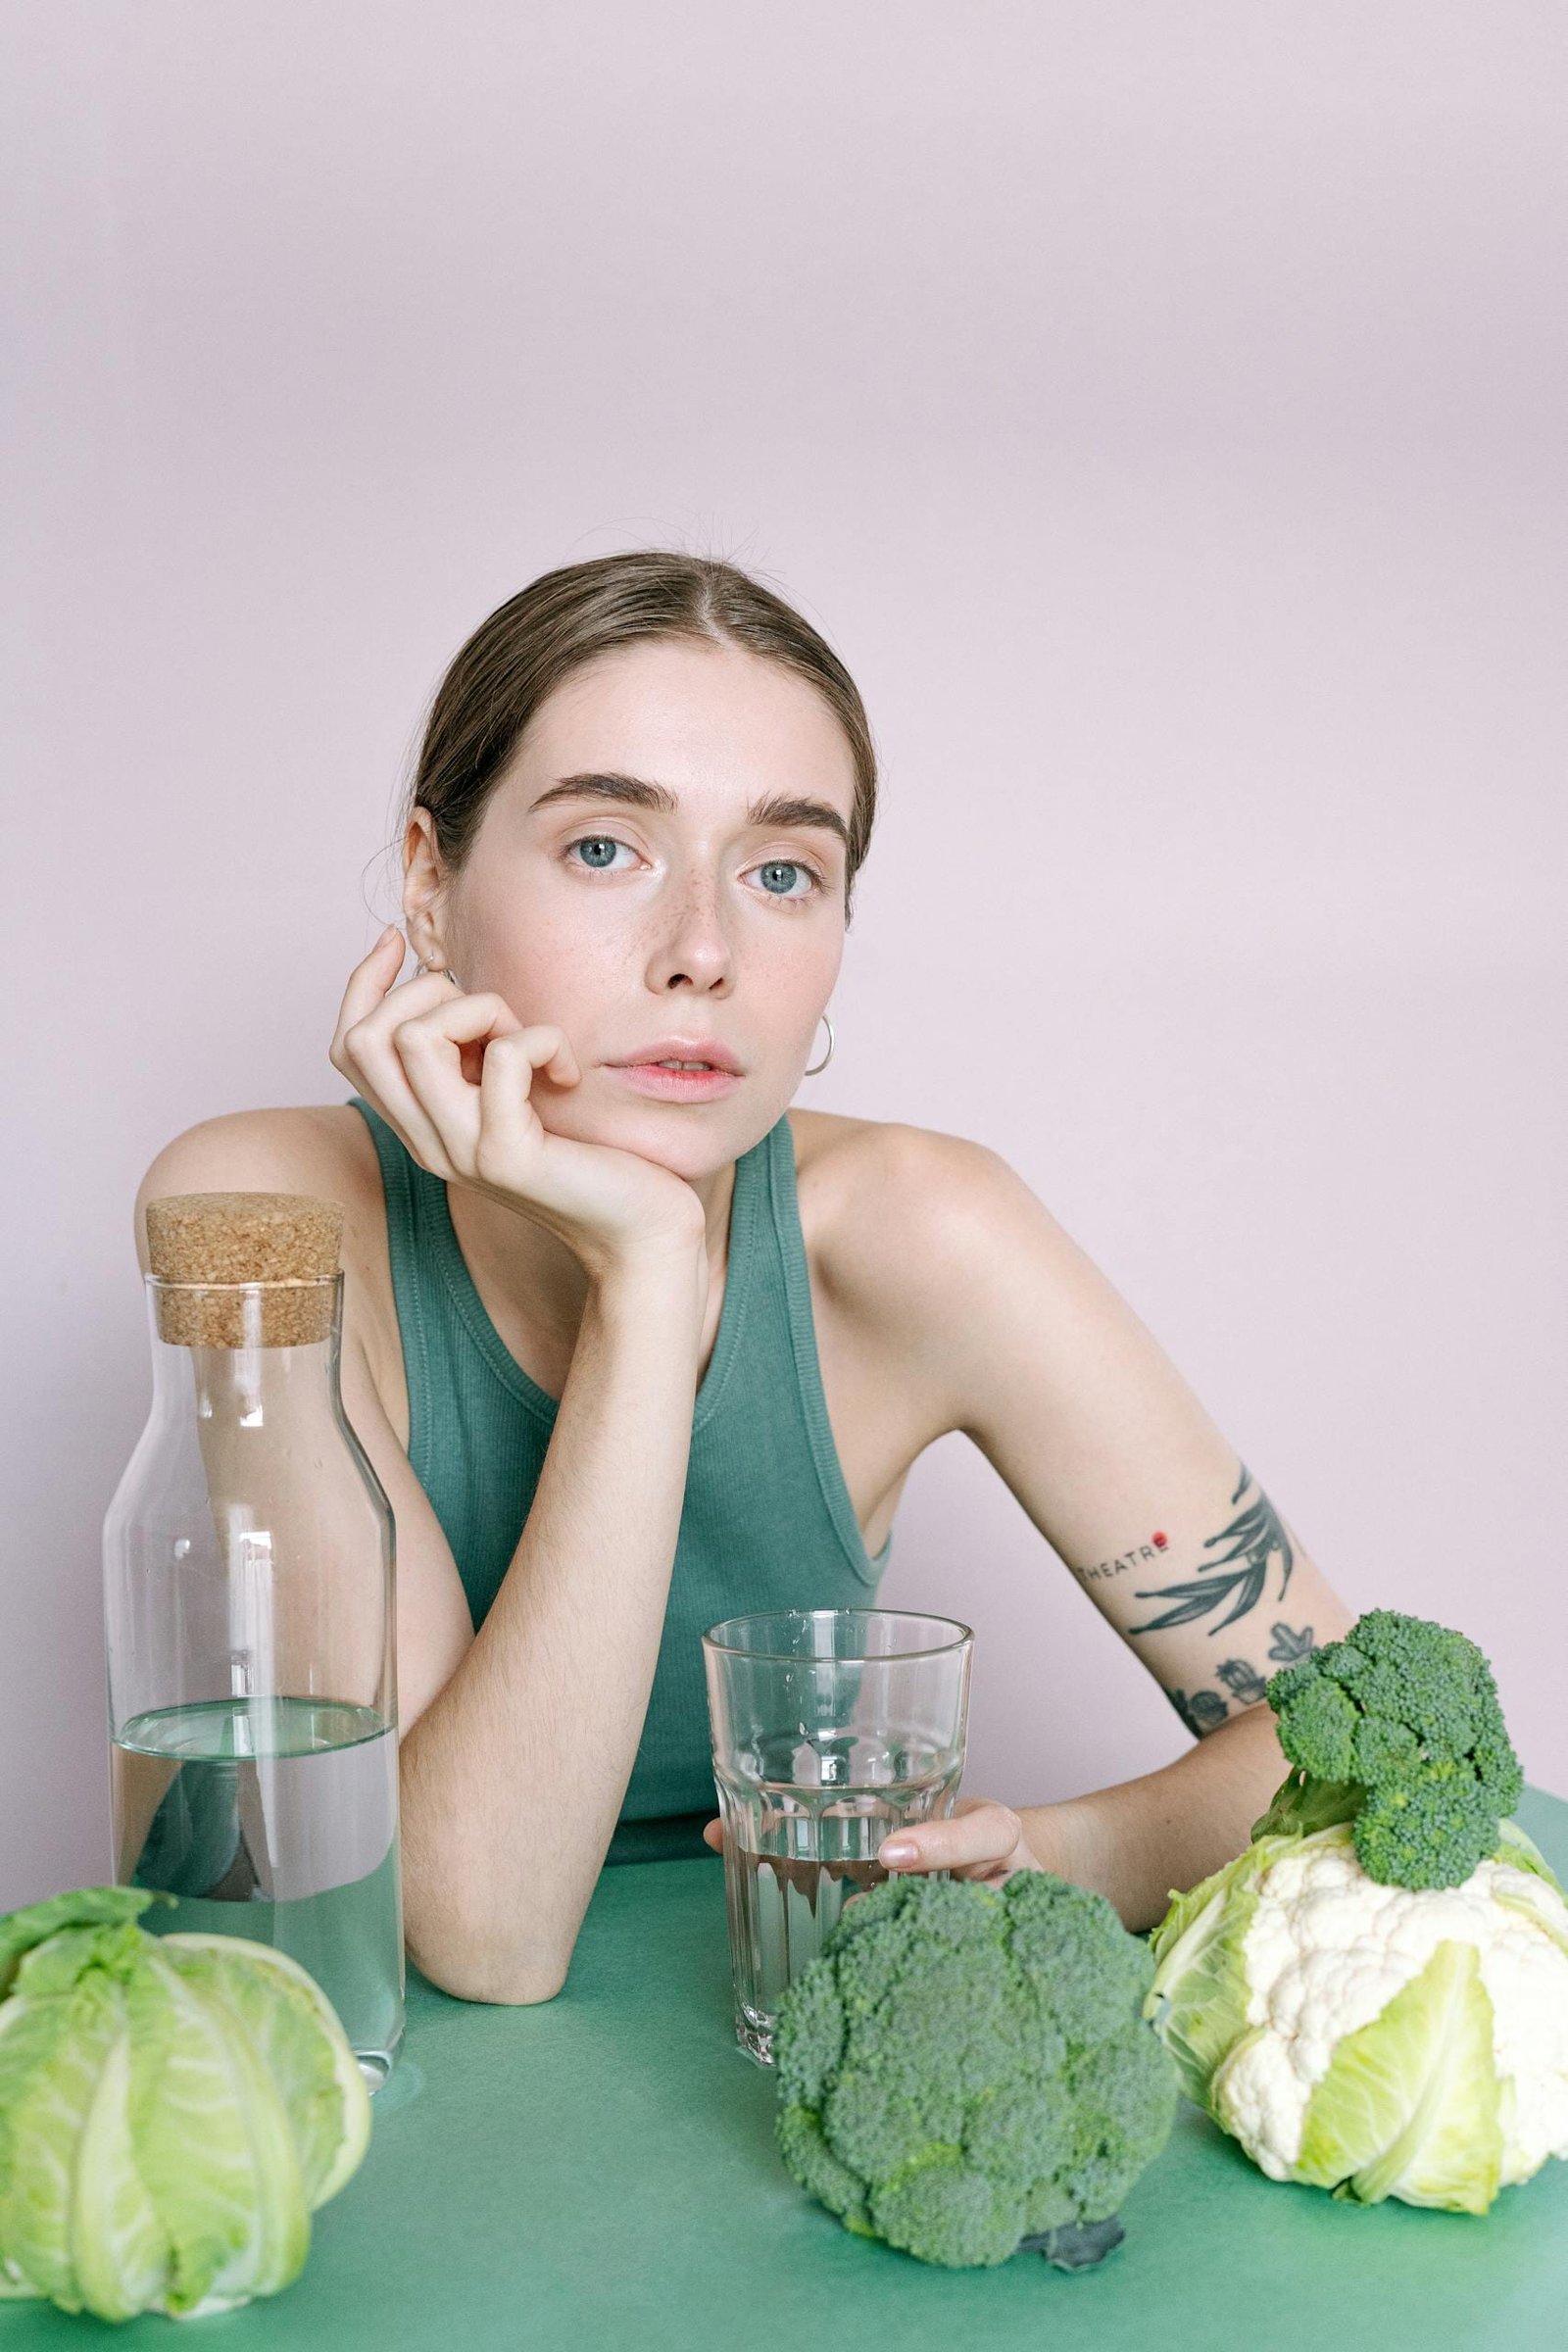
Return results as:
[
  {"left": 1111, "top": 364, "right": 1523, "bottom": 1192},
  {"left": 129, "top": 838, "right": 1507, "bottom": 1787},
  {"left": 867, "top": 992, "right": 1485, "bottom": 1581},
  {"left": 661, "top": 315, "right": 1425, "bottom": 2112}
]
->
[
  {"left": 772, "top": 1870, "right": 1177, "bottom": 2270},
  {"left": 1253, "top": 1607, "right": 1525, "bottom": 1890}
]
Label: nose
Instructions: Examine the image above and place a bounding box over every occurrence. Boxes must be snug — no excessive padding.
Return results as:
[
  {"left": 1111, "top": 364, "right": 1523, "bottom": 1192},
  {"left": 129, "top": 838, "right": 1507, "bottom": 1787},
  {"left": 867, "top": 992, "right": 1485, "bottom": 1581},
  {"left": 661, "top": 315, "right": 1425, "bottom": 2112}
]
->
[{"left": 646, "top": 868, "right": 735, "bottom": 994}]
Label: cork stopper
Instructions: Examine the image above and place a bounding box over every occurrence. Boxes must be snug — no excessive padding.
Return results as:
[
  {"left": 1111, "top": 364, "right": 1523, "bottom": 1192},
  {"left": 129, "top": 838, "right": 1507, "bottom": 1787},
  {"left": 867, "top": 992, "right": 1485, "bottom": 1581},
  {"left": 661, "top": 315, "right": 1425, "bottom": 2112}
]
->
[{"left": 145, "top": 1193, "right": 344, "bottom": 1347}]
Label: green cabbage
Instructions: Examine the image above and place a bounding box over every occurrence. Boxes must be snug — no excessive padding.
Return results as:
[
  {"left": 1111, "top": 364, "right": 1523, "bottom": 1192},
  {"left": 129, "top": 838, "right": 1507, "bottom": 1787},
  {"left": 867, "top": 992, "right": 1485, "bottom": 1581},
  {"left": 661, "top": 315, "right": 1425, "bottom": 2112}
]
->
[{"left": 0, "top": 1886, "right": 370, "bottom": 2320}]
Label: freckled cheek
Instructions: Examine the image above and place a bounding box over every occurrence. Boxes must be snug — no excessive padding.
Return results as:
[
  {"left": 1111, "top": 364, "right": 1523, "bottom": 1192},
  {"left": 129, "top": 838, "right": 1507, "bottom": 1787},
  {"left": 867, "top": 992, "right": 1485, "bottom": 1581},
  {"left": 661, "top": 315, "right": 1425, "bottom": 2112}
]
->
[
  {"left": 466, "top": 881, "right": 839, "bottom": 1045},
  {"left": 462, "top": 890, "right": 617, "bottom": 1014},
  {"left": 772, "top": 934, "right": 844, "bottom": 1013}
]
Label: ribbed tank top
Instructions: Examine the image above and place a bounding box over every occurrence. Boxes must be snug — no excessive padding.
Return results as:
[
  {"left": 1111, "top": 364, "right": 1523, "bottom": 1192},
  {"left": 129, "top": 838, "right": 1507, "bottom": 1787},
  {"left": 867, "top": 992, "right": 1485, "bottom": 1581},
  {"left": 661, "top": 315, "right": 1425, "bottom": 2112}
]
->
[{"left": 348, "top": 1098, "right": 894, "bottom": 1866}]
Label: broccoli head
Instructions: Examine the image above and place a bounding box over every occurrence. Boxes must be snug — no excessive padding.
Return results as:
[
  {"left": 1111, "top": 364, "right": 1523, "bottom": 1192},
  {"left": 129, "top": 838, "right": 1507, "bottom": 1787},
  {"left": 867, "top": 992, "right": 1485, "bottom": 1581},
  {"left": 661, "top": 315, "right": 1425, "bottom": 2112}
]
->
[
  {"left": 772, "top": 1869, "right": 1177, "bottom": 2270},
  {"left": 1255, "top": 1607, "right": 1524, "bottom": 1890}
]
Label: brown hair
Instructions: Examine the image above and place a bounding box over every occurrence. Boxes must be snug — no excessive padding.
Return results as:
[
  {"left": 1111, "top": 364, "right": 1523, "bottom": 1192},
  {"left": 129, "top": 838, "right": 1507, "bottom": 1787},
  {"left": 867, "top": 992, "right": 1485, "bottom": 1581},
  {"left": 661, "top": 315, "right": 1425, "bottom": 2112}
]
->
[{"left": 401, "top": 550, "right": 879, "bottom": 925}]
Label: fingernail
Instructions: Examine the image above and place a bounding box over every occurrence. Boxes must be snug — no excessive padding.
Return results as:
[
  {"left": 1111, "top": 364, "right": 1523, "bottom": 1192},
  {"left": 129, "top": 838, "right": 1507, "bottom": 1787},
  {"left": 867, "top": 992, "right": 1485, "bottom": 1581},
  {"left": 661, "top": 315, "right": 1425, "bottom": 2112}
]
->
[
  {"left": 880, "top": 1840, "right": 916, "bottom": 1864},
  {"left": 378, "top": 922, "right": 399, "bottom": 945}
]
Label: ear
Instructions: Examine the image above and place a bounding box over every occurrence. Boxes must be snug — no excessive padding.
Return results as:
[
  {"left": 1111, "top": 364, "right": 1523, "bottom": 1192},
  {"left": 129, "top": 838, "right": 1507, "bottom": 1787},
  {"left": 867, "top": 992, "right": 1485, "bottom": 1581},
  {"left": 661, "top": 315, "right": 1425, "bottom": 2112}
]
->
[{"left": 402, "top": 808, "right": 450, "bottom": 967}]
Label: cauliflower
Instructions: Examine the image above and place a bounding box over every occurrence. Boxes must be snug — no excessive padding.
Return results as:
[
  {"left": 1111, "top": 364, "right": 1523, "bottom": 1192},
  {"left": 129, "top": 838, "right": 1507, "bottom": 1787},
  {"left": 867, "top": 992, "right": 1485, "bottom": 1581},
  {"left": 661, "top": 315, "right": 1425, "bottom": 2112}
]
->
[
  {"left": 1146, "top": 1817, "right": 1568, "bottom": 2213},
  {"left": 1147, "top": 1604, "right": 1568, "bottom": 2215}
]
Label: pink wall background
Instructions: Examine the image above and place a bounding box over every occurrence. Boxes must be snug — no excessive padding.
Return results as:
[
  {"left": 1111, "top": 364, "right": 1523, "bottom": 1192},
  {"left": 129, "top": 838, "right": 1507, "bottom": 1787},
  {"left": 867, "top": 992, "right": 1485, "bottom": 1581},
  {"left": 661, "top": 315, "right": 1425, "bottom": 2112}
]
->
[{"left": 3, "top": 4, "right": 1564, "bottom": 1908}]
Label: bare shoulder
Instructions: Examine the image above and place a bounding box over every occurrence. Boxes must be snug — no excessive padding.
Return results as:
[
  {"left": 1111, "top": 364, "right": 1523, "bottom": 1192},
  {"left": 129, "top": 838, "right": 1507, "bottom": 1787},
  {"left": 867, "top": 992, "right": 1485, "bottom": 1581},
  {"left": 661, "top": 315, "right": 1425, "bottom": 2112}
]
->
[
  {"left": 786, "top": 1108, "right": 1052, "bottom": 1457},
  {"left": 790, "top": 1108, "right": 1113, "bottom": 1455},
  {"left": 787, "top": 1105, "right": 1026, "bottom": 1304},
  {"left": 132, "top": 1102, "right": 387, "bottom": 1275}
]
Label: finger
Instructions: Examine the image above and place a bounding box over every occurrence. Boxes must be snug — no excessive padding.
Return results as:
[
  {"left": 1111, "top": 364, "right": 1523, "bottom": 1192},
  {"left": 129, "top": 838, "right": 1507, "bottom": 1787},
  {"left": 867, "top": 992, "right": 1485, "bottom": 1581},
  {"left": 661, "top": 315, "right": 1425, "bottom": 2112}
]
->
[
  {"left": 701, "top": 1819, "right": 723, "bottom": 1853},
  {"left": 393, "top": 1002, "right": 561, "bottom": 1177},
  {"left": 338, "top": 1030, "right": 460, "bottom": 1176},
  {"left": 330, "top": 925, "right": 408, "bottom": 1047},
  {"left": 390, "top": 989, "right": 530, "bottom": 1051},
  {"left": 336, "top": 955, "right": 491, "bottom": 1067},
  {"left": 876, "top": 1799, "right": 1024, "bottom": 1876},
  {"left": 372, "top": 991, "right": 528, "bottom": 1175},
  {"left": 474, "top": 1026, "right": 580, "bottom": 1179},
  {"left": 332, "top": 963, "right": 490, "bottom": 1171}
]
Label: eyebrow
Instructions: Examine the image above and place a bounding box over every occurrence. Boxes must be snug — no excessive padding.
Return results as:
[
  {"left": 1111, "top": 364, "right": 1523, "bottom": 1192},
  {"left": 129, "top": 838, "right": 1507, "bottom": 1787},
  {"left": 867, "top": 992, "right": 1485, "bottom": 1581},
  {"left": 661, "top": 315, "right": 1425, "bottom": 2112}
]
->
[{"left": 527, "top": 771, "right": 851, "bottom": 858}]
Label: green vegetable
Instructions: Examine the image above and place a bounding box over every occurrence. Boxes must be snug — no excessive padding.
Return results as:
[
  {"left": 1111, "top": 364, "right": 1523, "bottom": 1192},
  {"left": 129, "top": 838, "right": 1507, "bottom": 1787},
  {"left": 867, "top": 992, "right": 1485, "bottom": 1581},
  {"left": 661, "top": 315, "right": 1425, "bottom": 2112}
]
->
[
  {"left": 0, "top": 1886, "right": 370, "bottom": 2321},
  {"left": 1144, "top": 1607, "right": 1568, "bottom": 2213},
  {"left": 1253, "top": 1607, "right": 1523, "bottom": 1889},
  {"left": 772, "top": 1869, "right": 1177, "bottom": 2269},
  {"left": 1145, "top": 1816, "right": 1568, "bottom": 2211}
]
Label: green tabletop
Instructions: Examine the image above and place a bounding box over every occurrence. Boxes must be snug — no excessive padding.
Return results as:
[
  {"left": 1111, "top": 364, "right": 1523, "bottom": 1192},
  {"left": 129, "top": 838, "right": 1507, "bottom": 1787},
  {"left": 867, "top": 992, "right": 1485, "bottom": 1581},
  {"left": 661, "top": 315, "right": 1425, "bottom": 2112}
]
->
[{"left": 12, "top": 1788, "right": 1568, "bottom": 2347}]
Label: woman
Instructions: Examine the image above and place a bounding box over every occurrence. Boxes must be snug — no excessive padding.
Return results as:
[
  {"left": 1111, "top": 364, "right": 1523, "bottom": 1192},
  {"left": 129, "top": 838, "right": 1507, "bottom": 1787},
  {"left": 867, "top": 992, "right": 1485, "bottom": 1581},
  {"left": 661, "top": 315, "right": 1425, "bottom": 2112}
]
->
[{"left": 134, "top": 550, "right": 1356, "bottom": 2004}]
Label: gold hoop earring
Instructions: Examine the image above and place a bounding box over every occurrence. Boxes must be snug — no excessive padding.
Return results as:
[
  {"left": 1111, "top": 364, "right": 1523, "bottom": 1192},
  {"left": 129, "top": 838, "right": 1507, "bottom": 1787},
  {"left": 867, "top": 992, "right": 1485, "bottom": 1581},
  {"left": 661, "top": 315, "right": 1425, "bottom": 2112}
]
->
[{"left": 804, "top": 1012, "right": 834, "bottom": 1077}]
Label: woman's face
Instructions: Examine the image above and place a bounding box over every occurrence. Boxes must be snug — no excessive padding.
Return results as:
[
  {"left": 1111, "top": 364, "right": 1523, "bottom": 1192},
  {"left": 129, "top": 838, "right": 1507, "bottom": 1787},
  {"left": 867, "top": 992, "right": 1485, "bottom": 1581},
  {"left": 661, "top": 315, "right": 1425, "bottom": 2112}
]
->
[{"left": 410, "top": 638, "right": 856, "bottom": 1179}]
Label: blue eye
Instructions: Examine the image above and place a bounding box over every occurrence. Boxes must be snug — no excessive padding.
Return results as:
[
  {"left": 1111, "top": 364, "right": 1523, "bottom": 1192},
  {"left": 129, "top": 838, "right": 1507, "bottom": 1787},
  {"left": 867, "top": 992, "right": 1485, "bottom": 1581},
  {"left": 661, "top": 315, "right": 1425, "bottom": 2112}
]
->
[
  {"left": 562, "top": 837, "right": 827, "bottom": 901},
  {"left": 757, "top": 859, "right": 822, "bottom": 900},
  {"left": 568, "top": 836, "right": 624, "bottom": 870}
]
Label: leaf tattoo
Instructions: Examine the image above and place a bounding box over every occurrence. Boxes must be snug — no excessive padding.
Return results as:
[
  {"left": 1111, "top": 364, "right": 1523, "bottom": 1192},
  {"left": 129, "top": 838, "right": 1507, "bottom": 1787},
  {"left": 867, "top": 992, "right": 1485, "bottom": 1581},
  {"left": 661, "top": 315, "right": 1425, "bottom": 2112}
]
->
[
  {"left": 1129, "top": 1461, "right": 1296, "bottom": 1638},
  {"left": 1267, "top": 1621, "right": 1317, "bottom": 1665}
]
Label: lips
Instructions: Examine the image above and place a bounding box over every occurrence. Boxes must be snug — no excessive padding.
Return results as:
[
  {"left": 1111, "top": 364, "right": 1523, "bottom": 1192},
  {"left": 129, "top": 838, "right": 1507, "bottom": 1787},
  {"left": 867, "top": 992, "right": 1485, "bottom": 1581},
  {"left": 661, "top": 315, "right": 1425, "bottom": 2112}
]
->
[
  {"left": 610, "top": 1062, "right": 742, "bottom": 1102},
  {"left": 610, "top": 1040, "right": 743, "bottom": 1075}
]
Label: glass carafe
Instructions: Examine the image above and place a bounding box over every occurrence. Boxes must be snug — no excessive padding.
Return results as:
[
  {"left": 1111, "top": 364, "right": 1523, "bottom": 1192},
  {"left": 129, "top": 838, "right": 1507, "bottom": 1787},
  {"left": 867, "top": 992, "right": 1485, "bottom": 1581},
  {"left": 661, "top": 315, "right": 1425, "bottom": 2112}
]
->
[{"left": 103, "top": 1192, "right": 404, "bottom": 2086}]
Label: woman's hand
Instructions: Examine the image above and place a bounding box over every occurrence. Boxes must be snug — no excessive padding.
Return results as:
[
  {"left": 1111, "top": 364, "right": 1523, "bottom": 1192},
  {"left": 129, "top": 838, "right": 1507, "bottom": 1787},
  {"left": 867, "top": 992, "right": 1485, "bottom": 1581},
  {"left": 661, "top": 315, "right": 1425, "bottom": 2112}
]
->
[
  {"left": 701, "top": 1795, "right": 1046, "bottom": 1890},
  {"left": 330, "top": 927, "right": 710, "bottom": 1279}
]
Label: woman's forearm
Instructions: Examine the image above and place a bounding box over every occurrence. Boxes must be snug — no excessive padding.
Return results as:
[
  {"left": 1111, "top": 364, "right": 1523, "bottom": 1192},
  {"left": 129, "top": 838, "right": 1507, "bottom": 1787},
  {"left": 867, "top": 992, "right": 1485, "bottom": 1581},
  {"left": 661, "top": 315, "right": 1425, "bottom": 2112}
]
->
[
  {"left": 1016, "top": 1702, "right": 1290, "bottom": 1933},
  {"left": 397, "top": 1248, "right": 707, "bottom": 2004}
]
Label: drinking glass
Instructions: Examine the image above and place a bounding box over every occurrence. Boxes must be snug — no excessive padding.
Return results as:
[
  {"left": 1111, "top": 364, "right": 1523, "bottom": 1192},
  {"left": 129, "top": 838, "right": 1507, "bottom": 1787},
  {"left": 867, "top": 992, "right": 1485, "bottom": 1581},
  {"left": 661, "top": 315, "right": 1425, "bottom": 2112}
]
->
[{"left": 703, "top": 1607, "right": 972, "bottom": 2063}]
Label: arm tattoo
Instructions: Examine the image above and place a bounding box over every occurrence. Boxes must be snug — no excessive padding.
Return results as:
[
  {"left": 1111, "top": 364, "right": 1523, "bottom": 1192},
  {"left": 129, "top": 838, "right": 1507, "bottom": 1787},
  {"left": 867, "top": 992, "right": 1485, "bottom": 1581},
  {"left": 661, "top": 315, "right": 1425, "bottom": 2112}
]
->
[
  {"left": 1215, "top": 1656, "right": 1269, "bottom": 1706},
  {"left": 1168, "top": 1686, "right": 1229, "bottom": 1737},
  {"left": 1128, "top": 1460, "right": 1296, "bottom": 1638},
  {"left": 1267, "top": 1620, "right": 1317, "bottom": 1664},
  {"left": 1168, "top": 1652, "right": 1270, "bottom": 1736},
  {"left": 1166, "top": 1635, "right": 1315, "bottom": 1739}
]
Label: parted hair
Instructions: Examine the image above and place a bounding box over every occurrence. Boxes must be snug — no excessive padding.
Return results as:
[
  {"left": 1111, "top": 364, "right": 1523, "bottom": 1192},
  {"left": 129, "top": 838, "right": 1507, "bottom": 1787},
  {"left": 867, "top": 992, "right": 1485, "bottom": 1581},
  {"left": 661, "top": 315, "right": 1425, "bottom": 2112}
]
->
[{"left": 402, "top": 550, "right": 879, "bottom": 925}]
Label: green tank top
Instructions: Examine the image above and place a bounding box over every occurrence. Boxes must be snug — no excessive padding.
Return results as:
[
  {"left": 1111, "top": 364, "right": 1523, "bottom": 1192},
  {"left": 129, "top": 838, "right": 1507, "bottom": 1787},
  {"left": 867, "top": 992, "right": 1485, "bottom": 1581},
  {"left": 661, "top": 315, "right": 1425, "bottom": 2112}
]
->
[{"left": 348, "top": 1097, "right": 893, "bottom": 1866}]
